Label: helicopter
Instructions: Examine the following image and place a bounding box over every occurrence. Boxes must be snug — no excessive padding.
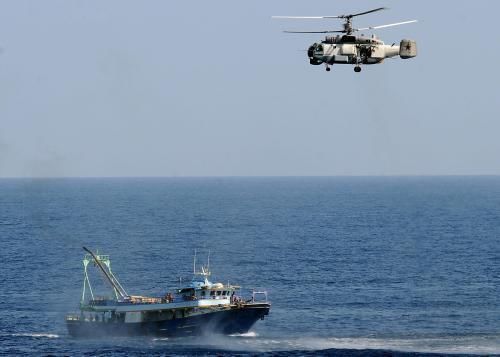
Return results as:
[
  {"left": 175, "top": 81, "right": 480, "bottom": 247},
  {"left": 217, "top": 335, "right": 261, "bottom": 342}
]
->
[{"left": 272, "top": 7, "right": 417, "bottom": 72}]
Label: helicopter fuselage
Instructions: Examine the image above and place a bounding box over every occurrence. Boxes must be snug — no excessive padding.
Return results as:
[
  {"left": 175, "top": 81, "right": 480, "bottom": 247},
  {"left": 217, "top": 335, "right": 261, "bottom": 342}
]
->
[
  {"left": 273, "top": 7, "right": 418, "bottom": 72},
  {"left": 308, "top": 34, "right": 416, "bottom": 69}
]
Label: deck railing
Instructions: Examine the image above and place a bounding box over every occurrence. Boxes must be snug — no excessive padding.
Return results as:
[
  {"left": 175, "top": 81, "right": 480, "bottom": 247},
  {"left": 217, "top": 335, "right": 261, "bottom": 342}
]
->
[{"left": 251, "top": 290, "right": 268, "bottom": 303}]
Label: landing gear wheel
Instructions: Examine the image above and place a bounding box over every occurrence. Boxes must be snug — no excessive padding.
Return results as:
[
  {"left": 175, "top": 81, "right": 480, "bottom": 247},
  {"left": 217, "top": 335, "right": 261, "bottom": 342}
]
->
[
  {"left": 354, "top": 66, "right": 361, "bottom": 72},
  {"left": 326, "top": 67, "right": 331, "bottom": 72}
]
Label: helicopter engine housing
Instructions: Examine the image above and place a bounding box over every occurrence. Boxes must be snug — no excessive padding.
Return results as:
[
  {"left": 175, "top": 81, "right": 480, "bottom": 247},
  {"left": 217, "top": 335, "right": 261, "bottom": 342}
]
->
[{"left": 399, "top": 39, "right": 417, "bottom": 59}]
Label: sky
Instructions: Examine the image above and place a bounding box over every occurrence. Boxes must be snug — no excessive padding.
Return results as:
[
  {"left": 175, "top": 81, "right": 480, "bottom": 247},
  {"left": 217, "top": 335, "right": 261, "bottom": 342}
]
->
[{"left": 0, "top": 0, "right": 499, "bottom": 177}]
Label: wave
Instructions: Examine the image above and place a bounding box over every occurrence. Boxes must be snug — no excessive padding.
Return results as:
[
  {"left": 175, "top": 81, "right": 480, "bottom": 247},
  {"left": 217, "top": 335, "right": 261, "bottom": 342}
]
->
[
  {"left": 9, "top": 333, "right": 60, "bottom": 339},
  {"left": 152, "top": 337, "right": 169, "bottom": 341},
  {"left": 229, "top": 331, "right": 258, "bottom": 337}
]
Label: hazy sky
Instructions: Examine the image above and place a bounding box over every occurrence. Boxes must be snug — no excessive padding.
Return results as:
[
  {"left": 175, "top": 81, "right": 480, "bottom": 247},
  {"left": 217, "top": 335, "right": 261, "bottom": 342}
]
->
[{"left": 0, "top": 0, "right": 499, "bottom": 177}]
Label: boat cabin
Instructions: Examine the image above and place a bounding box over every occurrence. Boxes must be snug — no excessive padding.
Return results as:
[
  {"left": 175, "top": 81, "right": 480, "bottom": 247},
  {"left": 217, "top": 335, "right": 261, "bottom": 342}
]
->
[{"left": 177, "top": 282, "right": 239, "bottom": 302}]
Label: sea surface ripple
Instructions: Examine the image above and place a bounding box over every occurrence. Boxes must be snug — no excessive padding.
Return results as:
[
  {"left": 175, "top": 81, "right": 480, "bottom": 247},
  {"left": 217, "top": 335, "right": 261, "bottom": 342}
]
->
[{"left": 1, "top": 177, "right": 499, "bottom": 356}]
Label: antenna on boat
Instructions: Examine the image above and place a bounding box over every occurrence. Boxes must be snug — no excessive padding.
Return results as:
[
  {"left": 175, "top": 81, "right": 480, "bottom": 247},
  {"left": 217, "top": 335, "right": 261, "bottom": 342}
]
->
[
  {"left": 191, "top": 248, "right": 212, "bottom": 286},
  {"left": 193, "top": 248, "right": 197, "bottom": 275},
  {"left": 207, "top": 249, "right": 210, "bottom": 274}
]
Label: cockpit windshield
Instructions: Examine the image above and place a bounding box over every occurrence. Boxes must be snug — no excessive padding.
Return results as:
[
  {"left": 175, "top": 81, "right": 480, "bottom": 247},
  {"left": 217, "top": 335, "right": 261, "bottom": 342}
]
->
[{"left": 314, "top": 44, "right": 324, "bottom": 54}]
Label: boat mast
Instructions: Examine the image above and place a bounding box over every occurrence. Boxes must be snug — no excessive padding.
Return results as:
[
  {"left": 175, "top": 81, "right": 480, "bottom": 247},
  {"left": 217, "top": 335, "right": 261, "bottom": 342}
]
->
[{"left": 82, "top": 247, "right": 129, "bottom": 300}]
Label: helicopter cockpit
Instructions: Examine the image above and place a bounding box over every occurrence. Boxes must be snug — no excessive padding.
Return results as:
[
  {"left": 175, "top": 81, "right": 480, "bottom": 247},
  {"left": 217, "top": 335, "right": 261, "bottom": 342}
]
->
[{"left": 307, "top": 43, "right": 324, "bottom": 65}]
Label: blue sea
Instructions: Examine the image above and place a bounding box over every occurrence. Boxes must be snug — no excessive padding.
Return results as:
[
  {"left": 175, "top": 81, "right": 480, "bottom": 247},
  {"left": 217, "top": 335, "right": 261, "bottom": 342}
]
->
[{"left": 1, "top": 177, "right": 500, "bottom": 356}]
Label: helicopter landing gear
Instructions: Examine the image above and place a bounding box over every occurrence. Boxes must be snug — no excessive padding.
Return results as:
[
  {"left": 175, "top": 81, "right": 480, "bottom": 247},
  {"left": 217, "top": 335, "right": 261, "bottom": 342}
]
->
[
  {"left": 325, "top": 64, "right": 331, "bottom": 72},
  {"left": 354, "top": 66, "right": 362, "bottom": 72}
]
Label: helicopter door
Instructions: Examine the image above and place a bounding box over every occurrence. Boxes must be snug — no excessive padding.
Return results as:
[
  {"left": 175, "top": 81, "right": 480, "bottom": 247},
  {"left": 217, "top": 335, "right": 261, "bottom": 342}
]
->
[{"left": 339, "top": 44, "right": 356, "bottom": 56}]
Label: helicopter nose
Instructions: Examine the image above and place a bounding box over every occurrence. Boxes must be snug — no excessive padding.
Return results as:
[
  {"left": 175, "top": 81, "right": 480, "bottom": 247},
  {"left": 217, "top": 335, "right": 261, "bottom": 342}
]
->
[
  {"left": 307, "top": 44, "right": 316, "bottom": 58},
  {"left": 308, "top": 44, "right": 324, "bottom": 65}
]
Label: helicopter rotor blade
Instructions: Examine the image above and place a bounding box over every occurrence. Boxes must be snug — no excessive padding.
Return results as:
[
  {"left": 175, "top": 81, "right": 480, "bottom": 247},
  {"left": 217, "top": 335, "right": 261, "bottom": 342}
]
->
[
  {"left": 272, "top": 16, "right": 342, "bottom": 19},
  {"left": 355, "top": 20, "right": 418, "bottom": 31},
  {"left": 272, "top": 8, "right": 387, "bottom": 20},
  {"left": 344, "top": 7, "right": 387, "bottom": 18},
  {"left": 283, "top": 30, "right": 345, "bottom": 34}
]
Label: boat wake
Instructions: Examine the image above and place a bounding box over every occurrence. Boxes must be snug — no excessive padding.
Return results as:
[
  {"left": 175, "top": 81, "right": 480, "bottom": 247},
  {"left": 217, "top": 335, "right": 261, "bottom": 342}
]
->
[
  {"left": 267, "top": 335, "right": 500, "bottom": 355},
  {"left": 150, "top": 334, "right": 500, "bottom": 355}
]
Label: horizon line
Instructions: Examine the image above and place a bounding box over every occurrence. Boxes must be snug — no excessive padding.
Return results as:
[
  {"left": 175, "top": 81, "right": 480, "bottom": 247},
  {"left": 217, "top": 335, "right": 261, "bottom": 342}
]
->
[{"left": 1, "top": 174, "right": 500, "bottom": 180}]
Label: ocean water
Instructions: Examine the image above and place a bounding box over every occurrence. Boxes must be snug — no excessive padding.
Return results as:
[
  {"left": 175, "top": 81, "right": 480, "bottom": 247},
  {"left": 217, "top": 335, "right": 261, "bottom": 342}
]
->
[{"left": 1, "top": 176, "right": 499, "bottom": 356}]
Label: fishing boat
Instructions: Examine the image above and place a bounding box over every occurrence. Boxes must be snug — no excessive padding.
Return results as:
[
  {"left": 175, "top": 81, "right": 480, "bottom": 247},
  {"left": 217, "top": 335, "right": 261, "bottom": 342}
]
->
[{"left": 66, "top": 247, "right": 270, "bottom": 337}]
